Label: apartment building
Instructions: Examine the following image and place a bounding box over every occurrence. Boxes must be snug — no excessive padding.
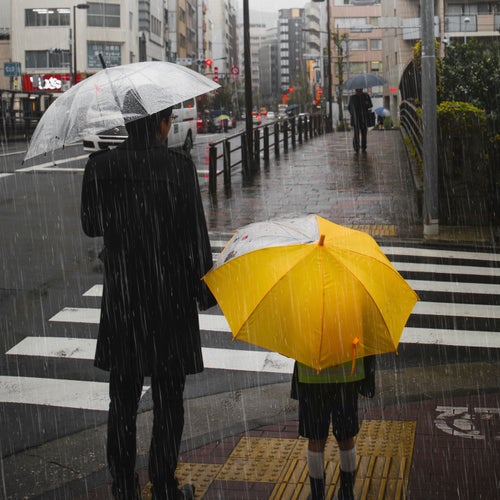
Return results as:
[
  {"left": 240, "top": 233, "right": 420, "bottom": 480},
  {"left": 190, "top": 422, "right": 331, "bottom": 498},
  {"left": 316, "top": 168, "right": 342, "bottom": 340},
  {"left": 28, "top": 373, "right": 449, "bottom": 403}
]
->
[
  {"left": 330, "top": 0, "right": 383, "bottom": 108},
  {"left": 11, "top": 1, "right": 140, "bottom": 92}
]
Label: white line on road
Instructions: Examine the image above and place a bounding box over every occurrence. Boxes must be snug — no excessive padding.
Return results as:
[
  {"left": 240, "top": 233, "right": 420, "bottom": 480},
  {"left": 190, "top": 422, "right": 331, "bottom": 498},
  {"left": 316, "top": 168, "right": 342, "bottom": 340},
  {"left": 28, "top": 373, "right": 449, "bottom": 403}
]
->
[
  {"left": 401, "top": 328, "right": 500, "bottom": 348},
  {"left": 393, "top": 261, "right": 500, "bottom": 277},
  {"left": 380, "top": 246, "right": 500, "bottom": 263},
  {"left": 0, "top": 173, "right": 14, "bottom": 179},
  {"left": 49, "top": 307, "right": 232, "bottom": 331},
  {"left": 7, "top": 337, "right": 295, "bottom": 374},
  {"left": 0, "top": 376, "right": 111, "bottom": 411},
  {"left": 407, "top": 279, "right": 500, "bottom": 295},
  {"left": 50, "top": 297, "right": 500, "bottom": 326},
  {"left": 16, "top": 154, "right": 89, "bottom": 172}
]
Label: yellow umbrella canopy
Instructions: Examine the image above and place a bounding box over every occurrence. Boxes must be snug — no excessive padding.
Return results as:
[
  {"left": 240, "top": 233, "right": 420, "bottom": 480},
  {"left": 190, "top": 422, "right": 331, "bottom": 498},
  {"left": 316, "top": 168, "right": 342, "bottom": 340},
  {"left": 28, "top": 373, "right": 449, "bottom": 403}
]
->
[{"left": 203, "top": 215, "right": 418, "bottom": 372}]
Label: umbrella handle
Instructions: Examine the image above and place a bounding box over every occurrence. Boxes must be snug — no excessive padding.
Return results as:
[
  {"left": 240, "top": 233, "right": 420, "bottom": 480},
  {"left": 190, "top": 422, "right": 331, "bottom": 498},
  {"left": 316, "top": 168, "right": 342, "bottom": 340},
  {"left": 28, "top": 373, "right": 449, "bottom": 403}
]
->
[{"left": 351, "top": 337, "right": 360, "bottom": 376}]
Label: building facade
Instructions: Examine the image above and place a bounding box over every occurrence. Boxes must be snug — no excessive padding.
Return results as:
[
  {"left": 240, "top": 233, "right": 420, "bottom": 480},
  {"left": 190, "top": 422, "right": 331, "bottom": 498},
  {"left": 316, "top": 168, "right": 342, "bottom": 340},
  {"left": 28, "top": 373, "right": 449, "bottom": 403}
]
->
[{"left": 11, "top": 0, "right": 139, "bottom": 92}]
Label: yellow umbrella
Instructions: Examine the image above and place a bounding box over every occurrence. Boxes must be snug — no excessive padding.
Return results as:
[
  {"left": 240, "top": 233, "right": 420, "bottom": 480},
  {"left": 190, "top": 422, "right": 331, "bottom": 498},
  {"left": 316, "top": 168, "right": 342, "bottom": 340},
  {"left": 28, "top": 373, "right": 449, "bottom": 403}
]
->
[{"left": 203, "top": 215, "right": 418, "bottom": 372}]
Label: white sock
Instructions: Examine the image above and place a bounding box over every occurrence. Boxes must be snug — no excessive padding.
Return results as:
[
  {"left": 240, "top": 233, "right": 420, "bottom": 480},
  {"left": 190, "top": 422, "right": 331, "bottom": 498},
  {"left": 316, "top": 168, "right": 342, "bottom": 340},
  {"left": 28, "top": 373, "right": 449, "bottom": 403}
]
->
[
  {"left": 339, "top": 446, "right": 357, "bottom": 473},
  {"left": 307, "top": 450, "right": 325, "bottom": 479}
]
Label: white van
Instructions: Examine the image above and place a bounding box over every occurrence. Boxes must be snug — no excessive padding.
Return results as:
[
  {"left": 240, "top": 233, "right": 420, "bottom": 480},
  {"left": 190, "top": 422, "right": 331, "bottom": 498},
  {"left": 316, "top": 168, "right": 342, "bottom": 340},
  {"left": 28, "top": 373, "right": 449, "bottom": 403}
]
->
[{"left": 82, "top": 97, "right": 197, "bottom": 153}]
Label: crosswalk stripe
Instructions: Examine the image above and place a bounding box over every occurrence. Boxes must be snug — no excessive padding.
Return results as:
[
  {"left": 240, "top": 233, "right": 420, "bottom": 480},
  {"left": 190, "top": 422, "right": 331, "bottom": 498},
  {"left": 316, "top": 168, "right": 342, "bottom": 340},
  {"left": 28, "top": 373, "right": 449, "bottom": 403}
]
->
[
  {"left": 49, "top": 307, "right": 232, "bottom": 331},
  {"left": 407, "top": 279, "right": 500, "bottom": 295},
  {"left": 6, "top": 337, "right": 295, "bottom": 374},
  {"left": 0, "top": 376, "right": 111, "bottom": 411},
  {"left": 4, "top": 244, "right": 499, "bottom": 413},
  {"left": 380, "top": 245, "right": 500, "bottom": 262},
  {"left": 393, "top": 261, "right": 500, "bottom": 277},
  {"left": 401, "top": 328, "right": 500, "bottom": 348},
  {"left": 413, "top": 301, "right": 500, "bottom": 318},
  {"left": 49, "top": 298, "right": 500, "bottom": 326}
]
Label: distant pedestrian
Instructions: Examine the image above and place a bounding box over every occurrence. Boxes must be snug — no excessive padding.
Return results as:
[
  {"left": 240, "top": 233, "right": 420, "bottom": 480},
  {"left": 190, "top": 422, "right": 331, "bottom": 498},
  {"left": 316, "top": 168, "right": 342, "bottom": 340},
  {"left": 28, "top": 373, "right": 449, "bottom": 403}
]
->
[
  {"left": 81, "top": 97, "right": 215, "bottom": 499},
  {"left": 291, "top": 357, "right": 375, "bottom": 499},
  {"left": 348, "top": 88, "right": 373, "bottom": 153}
]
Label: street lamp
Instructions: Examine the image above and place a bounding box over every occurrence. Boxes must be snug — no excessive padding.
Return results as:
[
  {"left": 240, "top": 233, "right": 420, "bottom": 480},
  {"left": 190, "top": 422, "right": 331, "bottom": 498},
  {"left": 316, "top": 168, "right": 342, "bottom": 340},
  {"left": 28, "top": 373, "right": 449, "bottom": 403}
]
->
[
  {"left": 463, "top": 17, "right": 470, "bottom": 44},
  {"left": 72, "top": 3, "right": 89, "bottom": 85}
]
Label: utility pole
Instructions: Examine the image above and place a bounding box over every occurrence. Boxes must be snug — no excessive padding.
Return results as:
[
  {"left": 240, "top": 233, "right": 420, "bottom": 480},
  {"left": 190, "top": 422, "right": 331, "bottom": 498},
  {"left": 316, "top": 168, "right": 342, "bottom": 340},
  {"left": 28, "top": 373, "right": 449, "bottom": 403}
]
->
[
  {"left": 421, "top": 0, "right": 439, "bottom": 236},
  {"left": 243, "top": 0, "right": 254, "bottom": 166}
]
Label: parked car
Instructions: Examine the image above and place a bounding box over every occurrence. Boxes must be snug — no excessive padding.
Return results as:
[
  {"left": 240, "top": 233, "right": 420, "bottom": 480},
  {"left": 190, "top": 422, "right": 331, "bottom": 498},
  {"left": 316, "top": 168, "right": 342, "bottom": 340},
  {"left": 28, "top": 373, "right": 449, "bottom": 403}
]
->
[
  {"left": 266, "top": 111, "right": 276, "bottom": 121},
  {"left": 83, "top": 98, "right": 197, "bottom": 153}
]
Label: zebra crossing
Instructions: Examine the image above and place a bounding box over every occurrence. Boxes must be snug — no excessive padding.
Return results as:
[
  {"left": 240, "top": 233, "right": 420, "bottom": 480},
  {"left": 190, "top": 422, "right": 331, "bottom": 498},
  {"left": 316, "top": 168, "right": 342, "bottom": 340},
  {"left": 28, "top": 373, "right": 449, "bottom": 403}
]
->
[{"left": 1, "top": 240, "right": 500, "bottom": 412}]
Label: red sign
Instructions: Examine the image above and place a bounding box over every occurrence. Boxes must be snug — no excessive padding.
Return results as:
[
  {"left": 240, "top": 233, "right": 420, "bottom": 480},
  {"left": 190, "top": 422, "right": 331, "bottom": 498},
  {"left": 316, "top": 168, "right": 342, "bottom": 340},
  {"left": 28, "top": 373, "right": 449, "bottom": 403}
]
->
[
  {"left": 389, "top": 87, "right": 398, "bottom": 94},
  {"left": 230, "top": 66, "right": 240, "bottom": 75},
  {"left": 22, "top": 73, "right": 82, "bottom": 92}
]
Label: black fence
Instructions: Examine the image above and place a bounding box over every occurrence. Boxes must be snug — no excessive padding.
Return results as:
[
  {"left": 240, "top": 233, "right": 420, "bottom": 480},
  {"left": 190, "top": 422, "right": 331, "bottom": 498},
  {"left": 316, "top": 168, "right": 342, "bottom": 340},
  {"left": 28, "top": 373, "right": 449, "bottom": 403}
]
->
[
  {"left": 207, "top": 113, "right": 326, "bottom": 195},
  {"left": 1, "top": 90, "right": 57, "bottom": 141}
]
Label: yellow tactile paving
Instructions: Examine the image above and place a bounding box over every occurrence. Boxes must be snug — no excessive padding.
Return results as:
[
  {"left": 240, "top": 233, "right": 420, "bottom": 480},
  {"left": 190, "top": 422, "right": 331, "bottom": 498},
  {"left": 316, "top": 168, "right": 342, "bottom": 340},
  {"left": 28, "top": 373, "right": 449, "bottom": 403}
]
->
[
  {"left": 143, "top": 420, "right": 415, "bottom": 499},
  {"left": 142, "top": 463, "right": 222, "bottom": 499}
]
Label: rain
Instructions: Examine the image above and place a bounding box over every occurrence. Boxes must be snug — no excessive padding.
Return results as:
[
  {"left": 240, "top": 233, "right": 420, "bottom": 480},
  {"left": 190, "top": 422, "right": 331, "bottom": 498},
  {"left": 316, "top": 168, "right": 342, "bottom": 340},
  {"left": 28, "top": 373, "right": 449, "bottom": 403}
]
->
[{"left": 1, "top": 0, "right": 500, "bottom": 499}]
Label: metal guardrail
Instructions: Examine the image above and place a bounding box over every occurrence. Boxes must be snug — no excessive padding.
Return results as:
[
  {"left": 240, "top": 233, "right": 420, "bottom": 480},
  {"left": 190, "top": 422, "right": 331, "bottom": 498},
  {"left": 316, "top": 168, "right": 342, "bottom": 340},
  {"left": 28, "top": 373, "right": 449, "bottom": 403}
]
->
[
  {"left": 399, "top": 100, "right": 423, "bottom": 174},
  {"left": 206, "top": 113, "right": 326, "bottom": 195}
]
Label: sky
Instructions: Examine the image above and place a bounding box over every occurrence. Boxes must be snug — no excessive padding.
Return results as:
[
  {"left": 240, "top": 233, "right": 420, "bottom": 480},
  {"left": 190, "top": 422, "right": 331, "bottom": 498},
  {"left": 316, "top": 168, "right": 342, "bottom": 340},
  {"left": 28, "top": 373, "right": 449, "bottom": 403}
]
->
[{"left": 238, "top": 0, "right": 308, "bottom": 13}]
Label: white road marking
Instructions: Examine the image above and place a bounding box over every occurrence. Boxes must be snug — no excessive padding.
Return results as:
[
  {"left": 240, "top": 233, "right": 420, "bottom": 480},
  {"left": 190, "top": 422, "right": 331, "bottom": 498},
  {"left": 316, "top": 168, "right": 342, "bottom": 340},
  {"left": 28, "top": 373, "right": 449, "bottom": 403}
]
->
[
  {"left": 16, "top": 154, "right": 88, "bottom": 172},
  {"left": 380, "top": 246, "right": 500, "bottom": 263},
  {"left": 0, "top": 173, "right": 14, "bottom": 179},
  {"left": 0, "top": 376, "right": 110, "bottom": 411},
  {"left": 393, "top": 261, "right": 500, "bottom": 277},
  {"left": 7, "top": 337, "right": 295, "bottom": 374},
  {"left": 407, "top": 279, "right": 500, "bottom": 295}
]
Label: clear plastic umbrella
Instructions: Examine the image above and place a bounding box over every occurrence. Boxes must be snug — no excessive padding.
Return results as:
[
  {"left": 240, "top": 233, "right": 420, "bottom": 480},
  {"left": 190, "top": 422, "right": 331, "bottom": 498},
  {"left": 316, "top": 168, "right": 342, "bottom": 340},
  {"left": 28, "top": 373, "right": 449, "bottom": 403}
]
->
[
  {"left": 343, "top": 73, "right": 386, "bottom": 91},
  {"left": 25, "top": 61, "right": 219, "bottom": 160}
]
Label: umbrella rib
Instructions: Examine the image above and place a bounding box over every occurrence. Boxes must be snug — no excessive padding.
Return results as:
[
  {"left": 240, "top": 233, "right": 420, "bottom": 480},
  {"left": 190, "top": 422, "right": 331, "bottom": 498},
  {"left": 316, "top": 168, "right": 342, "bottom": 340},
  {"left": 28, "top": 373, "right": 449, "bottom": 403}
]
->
[
  {"left": 331, "top": 248, "right": 416, "bottom": 350},
  {"left": 231, "top": 246, "right": 316, "bottom": 338}
]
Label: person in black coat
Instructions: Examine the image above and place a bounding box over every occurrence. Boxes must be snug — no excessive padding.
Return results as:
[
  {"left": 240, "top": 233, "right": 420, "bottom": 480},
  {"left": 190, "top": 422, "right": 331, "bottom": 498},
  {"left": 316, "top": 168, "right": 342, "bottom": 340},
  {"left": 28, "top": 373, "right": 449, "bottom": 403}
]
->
[
  {"left": 347, "top": 88, "right": 373, "bottom": 153},
  {"left": 81, "top": 103, "right": 215, "bottom": 500}
]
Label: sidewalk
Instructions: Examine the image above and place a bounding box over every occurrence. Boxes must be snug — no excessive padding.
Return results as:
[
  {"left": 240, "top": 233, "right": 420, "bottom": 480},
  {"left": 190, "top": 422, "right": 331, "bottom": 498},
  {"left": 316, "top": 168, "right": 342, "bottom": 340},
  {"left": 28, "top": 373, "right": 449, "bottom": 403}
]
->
[
  {"left": 30, "top": 129, "right": 499, "bottom": 499},
  {"left": 200, "top": 128, "right": 495, "bottom": 246}
]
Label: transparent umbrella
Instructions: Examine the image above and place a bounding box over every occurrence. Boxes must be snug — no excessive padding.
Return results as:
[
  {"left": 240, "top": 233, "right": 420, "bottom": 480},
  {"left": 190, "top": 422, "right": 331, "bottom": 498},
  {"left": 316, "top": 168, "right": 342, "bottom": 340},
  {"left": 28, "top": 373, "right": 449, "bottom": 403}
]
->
[{"left": 25, "top": 61, "right": 219, "bottom": 161}]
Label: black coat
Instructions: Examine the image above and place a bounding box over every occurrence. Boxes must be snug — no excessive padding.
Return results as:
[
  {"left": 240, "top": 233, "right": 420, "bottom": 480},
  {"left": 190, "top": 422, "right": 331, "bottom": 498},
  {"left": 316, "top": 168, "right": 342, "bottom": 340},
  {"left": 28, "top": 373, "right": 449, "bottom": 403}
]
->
[
  {"left": 81, "top": 139, "right": 215, "bottom": 376},
  {"left": 348, "top": 92, "right": 373, "bottom": 129}
]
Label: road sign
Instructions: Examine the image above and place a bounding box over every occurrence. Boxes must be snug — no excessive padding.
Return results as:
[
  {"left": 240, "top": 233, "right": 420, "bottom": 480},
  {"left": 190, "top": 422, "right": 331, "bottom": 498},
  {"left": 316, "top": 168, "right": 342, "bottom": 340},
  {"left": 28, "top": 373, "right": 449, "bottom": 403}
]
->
[
  {"left": 4, "top": 62, "right": 21, "bottom": 77},
  {"left": 230, "top": 66, "right": 240, "bottom": 76}
]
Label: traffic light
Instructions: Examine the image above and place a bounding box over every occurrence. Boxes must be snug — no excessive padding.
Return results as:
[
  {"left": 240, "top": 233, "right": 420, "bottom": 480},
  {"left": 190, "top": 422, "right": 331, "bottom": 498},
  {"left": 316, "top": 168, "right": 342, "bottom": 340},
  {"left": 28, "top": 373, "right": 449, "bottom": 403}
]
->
[
  {"left": 288, "top": 86, "right": 294, "bottom": 93},
  {"left": 205, "top": 58, "right": 213, "bottom": 67}
]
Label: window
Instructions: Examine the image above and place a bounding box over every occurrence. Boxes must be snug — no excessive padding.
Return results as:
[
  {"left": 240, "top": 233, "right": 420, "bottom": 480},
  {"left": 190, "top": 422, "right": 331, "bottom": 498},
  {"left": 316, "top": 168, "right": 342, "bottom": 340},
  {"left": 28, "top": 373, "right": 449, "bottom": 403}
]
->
[
  {"left": 151, "top": 16, "right": 161, "bottom": 36},
  {"left": 333, "top": 18, "right": 365, "bottom": 29},
  {"left": 88, "top": 42, "right": 121, "bottom": 68},
  {"left": 349, "top": 39, "right": 368, "bottom": 51},
  {"left": 349, "top": 62, "right": 367, "bottom": 73},
  {"left": 88, "top": 3, "right": 120, "bottom": 28},
  {"left": 26, "top": 49, "right": 70, "bottom": 69},
  {"left": 370, "top": 39, "right": 382, "bottom": 50},
  {"left": 25, "top": 8, "right": 70, "bottom": 27}
]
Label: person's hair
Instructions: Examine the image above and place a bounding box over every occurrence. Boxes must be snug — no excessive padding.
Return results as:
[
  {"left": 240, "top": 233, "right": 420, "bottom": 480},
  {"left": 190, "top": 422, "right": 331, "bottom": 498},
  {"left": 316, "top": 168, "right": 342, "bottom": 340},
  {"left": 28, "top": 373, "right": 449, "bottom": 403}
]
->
[
  {"left": 121, "top": 89, "right": 173, "bottom": 138},
  {"left": 125, "top": 106, "right": 173, "bottom": 137}
]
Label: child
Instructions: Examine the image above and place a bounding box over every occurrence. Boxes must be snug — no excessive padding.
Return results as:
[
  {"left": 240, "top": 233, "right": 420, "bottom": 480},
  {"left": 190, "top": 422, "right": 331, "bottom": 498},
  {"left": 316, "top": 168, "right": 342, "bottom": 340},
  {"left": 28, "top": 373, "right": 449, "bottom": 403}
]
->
[{"left": 291, "top": 356, "right": 375, "bottom": 499}]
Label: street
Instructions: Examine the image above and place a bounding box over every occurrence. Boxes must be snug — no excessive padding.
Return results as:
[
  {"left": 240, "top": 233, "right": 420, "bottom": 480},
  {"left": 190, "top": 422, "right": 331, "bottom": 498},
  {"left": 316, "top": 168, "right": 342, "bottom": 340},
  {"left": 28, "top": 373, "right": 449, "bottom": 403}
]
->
[{"left": 1, "top": 132, "right": 499, "bottom": 498}]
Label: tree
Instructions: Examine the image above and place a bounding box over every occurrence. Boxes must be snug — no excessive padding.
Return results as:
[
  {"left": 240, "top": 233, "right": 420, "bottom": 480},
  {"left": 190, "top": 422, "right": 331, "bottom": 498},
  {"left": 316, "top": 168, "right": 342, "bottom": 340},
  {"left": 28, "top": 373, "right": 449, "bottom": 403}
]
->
[{"left": 440, "top": 38, "right": 500, "bottom": 113}]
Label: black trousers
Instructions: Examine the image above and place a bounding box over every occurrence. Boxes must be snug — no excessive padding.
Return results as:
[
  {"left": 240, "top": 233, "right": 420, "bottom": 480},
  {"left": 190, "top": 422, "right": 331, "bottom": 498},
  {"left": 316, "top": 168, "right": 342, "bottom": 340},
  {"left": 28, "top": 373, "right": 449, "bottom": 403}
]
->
[
  {"left": 352, "top": 125, "right": 368, "bottom": 152},
  {"left": 107, "top": 357, "right": 186, "bottom": 500}
]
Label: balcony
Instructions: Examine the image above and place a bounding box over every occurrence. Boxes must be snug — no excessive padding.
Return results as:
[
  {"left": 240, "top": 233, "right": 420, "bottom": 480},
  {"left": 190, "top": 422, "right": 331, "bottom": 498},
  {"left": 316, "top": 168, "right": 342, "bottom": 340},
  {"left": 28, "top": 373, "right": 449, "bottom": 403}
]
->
[{"left": 444, "top": 14, "right": 500, "bottom": 36}]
